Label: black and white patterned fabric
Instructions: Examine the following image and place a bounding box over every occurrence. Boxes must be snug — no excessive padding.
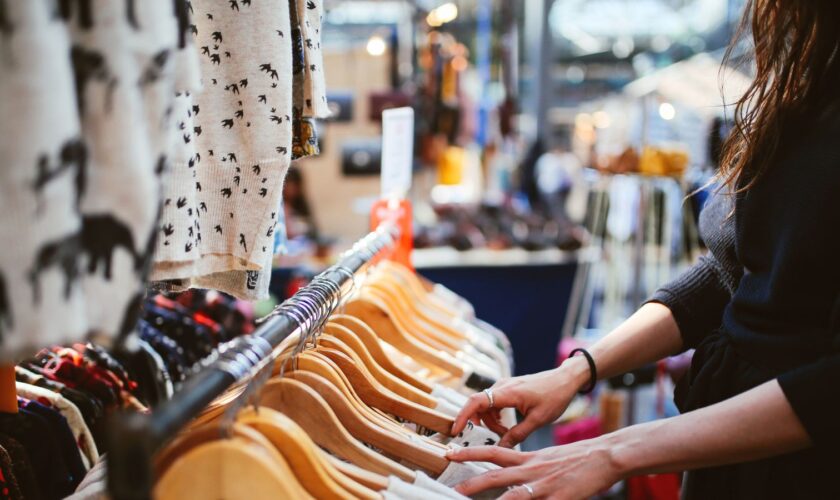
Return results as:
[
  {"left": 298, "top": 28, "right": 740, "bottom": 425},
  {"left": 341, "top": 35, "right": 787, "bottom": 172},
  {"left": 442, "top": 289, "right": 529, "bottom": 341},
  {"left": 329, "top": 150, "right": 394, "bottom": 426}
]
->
[
  {"left": 151, "top": 0, "right": 329, "bottom": 301},
  {"left": 0, "top": 0, "right": 198, "bottom": 361}
]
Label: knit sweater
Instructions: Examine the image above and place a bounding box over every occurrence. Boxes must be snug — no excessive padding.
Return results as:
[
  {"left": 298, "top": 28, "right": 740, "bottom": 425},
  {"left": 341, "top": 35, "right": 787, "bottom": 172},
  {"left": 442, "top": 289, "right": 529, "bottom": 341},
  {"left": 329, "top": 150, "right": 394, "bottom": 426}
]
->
[
  {"left": 0, "top": 0, "right": 197, "bottom": 360},
  {"left": 151, "top": 0, "right": 328, "bottom": 300},
  {"left": 649, "top": 113, "right": 840, "bottom": 448}
]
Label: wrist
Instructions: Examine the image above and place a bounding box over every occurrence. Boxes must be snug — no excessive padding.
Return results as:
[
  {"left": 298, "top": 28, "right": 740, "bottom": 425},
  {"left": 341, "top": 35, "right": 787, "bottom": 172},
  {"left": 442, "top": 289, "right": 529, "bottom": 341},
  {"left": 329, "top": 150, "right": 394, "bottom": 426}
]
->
[
  {"left": 603, "top": 420, "right": 665, "bottom": 478},
  {"left": 559, "top": 355, "right": 593, "bottom": 391}
]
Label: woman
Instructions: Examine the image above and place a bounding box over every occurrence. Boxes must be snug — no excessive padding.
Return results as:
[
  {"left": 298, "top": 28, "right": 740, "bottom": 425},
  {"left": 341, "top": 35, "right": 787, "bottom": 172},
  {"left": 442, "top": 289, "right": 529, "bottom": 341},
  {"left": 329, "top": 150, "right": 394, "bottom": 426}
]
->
[{"left": 448, "top": 2, "right": 840, "bottom": 499}]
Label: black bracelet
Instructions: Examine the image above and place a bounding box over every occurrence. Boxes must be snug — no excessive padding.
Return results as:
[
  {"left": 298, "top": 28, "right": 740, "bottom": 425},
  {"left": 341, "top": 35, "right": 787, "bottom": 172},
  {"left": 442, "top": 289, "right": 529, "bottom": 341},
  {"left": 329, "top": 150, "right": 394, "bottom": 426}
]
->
[{"left": 568, "top": 348, "right": 597, "bottom": 394}]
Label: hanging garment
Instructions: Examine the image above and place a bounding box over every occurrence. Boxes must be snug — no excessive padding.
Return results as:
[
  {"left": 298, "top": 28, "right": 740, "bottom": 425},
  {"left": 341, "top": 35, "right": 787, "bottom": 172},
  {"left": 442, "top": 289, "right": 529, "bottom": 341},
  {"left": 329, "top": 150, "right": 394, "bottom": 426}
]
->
[
  {"left": 0, "top": 0, "right": 198, "bottom": 360},
  {"left": 384, "top": 474, "right": 468, "bottom": 500},
  {"left": 151, "top": 0, "right": 329, "bottom": 300},
  {"left": 0, "top": 436, "right": 39, "bottom": 500},
  {"left": 15, "top": 366, "right": 106, "bottom": 442},
  {"left": 413, "top": 471, "right": 469, "bottom": 499},
  {"left": 435, "top": 446, "right": 505, "bottom": 500},
  {"left": 65, "top": 456, "right": 107, "bottom": 500},
  {"left": 0, "top": 444, "right": 23, "bottom": 500},
  {"left": 289, "top": 0, "right": 328, "bottom": 159},
  {"left": 151, "top": 0, "right": 293, "bottom": 300},
  {"left": 15, "top": 382, "right": 99, "bottom": 469},
  {"left": 19, "top": 399, "right": 87, "bottom": 489},
  {"left": 0, "top": 408, "right": 76, "bottom": 498}
]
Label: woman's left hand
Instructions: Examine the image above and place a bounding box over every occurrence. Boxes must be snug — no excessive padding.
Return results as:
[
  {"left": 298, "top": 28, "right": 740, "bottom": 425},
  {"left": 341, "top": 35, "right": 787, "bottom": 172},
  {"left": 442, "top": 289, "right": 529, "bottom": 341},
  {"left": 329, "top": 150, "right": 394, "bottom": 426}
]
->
[{"left": 445, "top": 438, "right": 623, "bottom": 500}]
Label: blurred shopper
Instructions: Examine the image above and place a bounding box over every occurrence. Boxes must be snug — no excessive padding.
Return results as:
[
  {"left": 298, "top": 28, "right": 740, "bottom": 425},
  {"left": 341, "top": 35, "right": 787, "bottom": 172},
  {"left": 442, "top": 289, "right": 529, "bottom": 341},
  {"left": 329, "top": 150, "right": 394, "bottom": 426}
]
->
[
  {"left": 534, "top": 138, "right": 585, "bottom": 223},
  {"left": 449, "top": 2, "right": 840, "bottom": 498}
]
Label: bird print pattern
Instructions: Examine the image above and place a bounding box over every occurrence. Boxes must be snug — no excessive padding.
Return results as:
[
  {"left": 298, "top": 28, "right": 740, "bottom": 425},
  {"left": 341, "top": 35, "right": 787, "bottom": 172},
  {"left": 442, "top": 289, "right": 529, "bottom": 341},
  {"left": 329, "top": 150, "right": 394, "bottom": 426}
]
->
[
  {"left": 152, "top": 0, "right": 320, "bottom": 301},
  {"left": 0, "top": 0, "right": 200, "bottom": 360}
]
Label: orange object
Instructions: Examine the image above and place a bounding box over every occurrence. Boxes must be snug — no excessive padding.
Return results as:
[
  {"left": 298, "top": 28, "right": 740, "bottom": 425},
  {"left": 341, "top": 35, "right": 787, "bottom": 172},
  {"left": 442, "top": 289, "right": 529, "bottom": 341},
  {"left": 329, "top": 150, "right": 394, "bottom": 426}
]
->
[
  {"left": 0, "top": 365, "right": 18, "bottom": 413},
  {"left": 437, "top": 146, "right": 464, "bottom": 185},
  {"left": 370, "top": 198, "right": 413, "bottom": 271}
]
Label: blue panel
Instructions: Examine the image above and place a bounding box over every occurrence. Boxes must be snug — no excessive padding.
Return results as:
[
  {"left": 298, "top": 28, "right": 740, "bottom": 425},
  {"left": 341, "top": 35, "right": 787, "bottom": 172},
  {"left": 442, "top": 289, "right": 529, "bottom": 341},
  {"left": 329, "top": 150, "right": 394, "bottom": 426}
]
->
[{"left": 419, "top": 263, "right": 577, "bottom": 376}]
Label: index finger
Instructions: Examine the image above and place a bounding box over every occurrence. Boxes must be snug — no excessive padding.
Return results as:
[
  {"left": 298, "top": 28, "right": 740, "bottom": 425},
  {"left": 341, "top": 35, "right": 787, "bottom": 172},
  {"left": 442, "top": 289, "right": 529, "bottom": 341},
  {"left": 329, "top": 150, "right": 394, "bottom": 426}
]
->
[{"left": 452, "top": 390, "right": 494, "bottom": 435}]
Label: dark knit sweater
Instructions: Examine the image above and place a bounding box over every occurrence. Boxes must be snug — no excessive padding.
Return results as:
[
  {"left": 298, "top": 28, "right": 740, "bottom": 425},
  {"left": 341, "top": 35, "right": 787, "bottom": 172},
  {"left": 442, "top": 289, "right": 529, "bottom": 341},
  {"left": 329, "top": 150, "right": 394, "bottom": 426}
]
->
[{"left": 650, "top": 115, "right": 840, "bottom": 448}]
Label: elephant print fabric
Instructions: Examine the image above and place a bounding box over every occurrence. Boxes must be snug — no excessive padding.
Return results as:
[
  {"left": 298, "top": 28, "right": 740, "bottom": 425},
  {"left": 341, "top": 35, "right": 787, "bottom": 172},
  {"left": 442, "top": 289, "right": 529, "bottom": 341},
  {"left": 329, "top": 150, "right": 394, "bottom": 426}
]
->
[
  {"left": 151, "top": 0, "right": 329, "bottom": 301},
  {"left": 0, "top": 0, "right": 199, "bottom": 360}
]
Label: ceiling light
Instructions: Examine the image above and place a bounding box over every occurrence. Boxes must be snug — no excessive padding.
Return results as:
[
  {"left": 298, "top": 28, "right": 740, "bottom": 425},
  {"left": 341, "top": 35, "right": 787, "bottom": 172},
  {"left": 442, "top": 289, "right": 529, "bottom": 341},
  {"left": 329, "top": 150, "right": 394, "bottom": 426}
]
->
[
  {"left": 366, "top": 35, "right": 387, "bottom": 56},
  {"left": 427, "top": 2, "right": 458, "bottom": 27},
  {"left": 659, "top": 102, "right": 676, "bottom": 121}
]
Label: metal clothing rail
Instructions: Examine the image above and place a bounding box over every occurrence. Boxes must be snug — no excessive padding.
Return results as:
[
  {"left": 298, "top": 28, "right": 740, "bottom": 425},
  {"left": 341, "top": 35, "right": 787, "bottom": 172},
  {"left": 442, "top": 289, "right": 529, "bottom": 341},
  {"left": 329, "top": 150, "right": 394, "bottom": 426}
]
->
[{"left": 106, "top": 223, "right": 399, "bottom": 500}]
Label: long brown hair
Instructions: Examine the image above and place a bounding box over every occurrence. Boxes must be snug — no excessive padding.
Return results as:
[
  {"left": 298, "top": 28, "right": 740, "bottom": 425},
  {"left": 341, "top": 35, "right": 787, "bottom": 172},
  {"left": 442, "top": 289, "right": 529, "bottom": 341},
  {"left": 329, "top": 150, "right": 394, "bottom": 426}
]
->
[{"left": 719, "top": 0, "right": 840, "bottom": 192}]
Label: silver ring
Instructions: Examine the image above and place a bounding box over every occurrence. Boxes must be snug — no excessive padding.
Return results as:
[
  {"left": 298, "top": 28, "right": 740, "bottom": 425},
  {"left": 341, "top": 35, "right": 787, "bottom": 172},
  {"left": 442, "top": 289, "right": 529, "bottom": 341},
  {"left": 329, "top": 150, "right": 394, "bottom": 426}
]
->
[
  {"left": 522, "top": 484, "right": 535, "bottom": 498},
  {"left": 483, "top": 388, "right": 494, "bottom": 408}
]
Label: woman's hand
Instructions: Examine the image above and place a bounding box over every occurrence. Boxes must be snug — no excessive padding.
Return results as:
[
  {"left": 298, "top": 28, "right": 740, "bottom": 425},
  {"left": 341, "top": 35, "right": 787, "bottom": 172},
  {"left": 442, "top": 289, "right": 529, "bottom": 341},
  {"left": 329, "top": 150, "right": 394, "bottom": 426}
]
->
[
  {"left": 451, "top": 357, "right": 591, "bottom": 448},
  {"left": 446, "top": 438, "right": 622, "bottom": 499}
]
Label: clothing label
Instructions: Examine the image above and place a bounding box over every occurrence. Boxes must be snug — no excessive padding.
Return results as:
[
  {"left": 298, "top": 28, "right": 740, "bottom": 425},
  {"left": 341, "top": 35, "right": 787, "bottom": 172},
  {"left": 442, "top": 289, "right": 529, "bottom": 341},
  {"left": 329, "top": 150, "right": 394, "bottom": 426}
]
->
[{"left": 381, "top": 107, "right": 414, "bottom": 198}]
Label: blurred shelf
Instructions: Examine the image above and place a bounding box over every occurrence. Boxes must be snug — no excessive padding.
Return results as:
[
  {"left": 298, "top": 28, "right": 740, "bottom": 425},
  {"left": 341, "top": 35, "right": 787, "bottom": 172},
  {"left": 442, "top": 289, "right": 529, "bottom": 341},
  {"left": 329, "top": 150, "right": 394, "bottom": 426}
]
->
[{"left": 412, "top": 246, "right": 600, "bottom": 268}]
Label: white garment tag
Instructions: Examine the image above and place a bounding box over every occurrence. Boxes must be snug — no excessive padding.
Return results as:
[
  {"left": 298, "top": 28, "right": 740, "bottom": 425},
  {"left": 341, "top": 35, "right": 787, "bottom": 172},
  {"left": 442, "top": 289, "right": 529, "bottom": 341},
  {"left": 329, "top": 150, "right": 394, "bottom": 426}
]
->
[{"left": 381, "top": 107, "right": 414, "bottom": 198}]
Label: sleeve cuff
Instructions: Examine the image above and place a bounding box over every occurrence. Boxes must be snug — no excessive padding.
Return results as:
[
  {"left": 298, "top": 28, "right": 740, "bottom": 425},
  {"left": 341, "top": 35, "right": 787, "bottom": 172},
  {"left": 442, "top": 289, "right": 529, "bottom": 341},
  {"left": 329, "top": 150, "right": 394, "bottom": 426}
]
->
[{"left": 645, "top": 255, "right": 732, "bottom": 350}]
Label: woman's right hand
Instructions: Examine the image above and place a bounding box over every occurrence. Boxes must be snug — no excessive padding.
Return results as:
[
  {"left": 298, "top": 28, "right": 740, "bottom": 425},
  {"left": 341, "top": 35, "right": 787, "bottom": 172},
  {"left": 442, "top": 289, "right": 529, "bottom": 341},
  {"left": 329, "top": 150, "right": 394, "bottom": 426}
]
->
[{"left": 452, "top": 356, "right": 592, "bottom": 448}]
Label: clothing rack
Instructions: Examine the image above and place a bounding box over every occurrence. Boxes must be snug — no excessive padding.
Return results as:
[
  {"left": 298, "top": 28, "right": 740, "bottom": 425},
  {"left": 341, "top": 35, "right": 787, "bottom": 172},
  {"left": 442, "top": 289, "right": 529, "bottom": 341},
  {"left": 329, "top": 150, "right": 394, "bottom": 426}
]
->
[{"left": 106, "top": 223, "right": 399, "bottom": 500}]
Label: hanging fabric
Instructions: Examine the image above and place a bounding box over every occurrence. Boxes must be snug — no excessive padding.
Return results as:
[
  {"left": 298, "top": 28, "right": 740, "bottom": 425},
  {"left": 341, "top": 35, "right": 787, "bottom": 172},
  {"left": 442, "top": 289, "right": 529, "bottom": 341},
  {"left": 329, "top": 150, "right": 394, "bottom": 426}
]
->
[
  {"left": 151, "top": 0, "right": 330, "bottom": 301},
  {"left": 0, "top": 0, "right": 200, "bottom": 360}
]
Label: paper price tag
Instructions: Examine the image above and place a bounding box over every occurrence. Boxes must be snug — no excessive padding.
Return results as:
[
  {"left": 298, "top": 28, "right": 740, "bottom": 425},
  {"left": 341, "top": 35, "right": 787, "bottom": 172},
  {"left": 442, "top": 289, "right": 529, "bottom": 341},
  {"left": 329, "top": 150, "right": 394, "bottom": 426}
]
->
[{"left": 380, "top": 107, "right": 414, "bottom": 198}]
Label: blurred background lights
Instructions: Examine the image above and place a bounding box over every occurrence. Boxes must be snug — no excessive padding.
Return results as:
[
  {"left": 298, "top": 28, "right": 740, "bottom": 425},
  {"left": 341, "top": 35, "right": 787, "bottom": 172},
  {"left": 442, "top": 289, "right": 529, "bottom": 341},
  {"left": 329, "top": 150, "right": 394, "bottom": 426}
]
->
[
  {"left": 427, "top": 2, "right": 459, "bottom": 27},
  {"left": 366, "top": 35, "right": 387, "bottom": 56},
  {"left": 659, "top": 102, "right": 676, "bottom": 120}
]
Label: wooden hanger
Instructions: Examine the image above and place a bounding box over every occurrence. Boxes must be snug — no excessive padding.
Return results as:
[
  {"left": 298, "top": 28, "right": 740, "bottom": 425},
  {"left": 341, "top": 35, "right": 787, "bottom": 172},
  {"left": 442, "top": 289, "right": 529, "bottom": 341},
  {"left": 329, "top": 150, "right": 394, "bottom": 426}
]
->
[
  {"left": 314, "top": 341, "right": 453, "bottom": 443},
  {"left": 370, "top": 269, "right": 501, "bottom": 369},
  {"left": 363, "top": 284, "right": 464, "bottom": 354},
  {"left": 371, "top": 271, "right": 477, "bottom": 344},
  {"left": 299, "top": 351, "right": 446, "bottom": 449},
  {"left": 287, "top": 349, "right": 414, "bottom": 436},
  {"left": 314, "top": 342, "right": 455, "bottom": 435},
  {"left": 288, "top": 368, "right": 449, "bottom": 476},
  {"left": 274, "top": 343, "right": 415, "bottom": 440},
  {"left": 358, "top": 286, "right": 501, "bottom": 380},
  {"left": 258, "top": 377, "right": 412, "bottom": 481},
  {"left": 329, "top": 314, "right": 435, "bottom": 393},
  {"left": 322, "top": 322, "right": 437, "bottom": 407},
  {"left": 323, "top": 453, "right": 390, "bottom": 491},
  {"left": 155, "top": 423, "right": 313, "bottom": 500},
  {"left": 344, "top": 298, "right": 465, "bottom": 377},
  {"left": 366, "top": 274, "right": 467, "bottom": 343},
  {"left": 155, "top": 421, "right": 256, "bottom": 478},
  {"left": 237, "top": 407, "right": 364, "bottom": 500},
  {"left": 315, "top": 447, "right": 384, "bottom": 498},
  {"left": 367, "top": 285, "right": 498, "bottom": 380},
  {"left": 375, "top": 261, "right": 464, "bottom": 319}
]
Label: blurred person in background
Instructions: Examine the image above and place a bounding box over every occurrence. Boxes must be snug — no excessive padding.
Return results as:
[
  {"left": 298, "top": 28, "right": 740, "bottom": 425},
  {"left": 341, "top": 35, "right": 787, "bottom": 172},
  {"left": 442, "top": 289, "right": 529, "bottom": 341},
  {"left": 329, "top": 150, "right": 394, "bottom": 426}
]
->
[{"left": 534, "top": 132, "right": 586, "bottom": 223}]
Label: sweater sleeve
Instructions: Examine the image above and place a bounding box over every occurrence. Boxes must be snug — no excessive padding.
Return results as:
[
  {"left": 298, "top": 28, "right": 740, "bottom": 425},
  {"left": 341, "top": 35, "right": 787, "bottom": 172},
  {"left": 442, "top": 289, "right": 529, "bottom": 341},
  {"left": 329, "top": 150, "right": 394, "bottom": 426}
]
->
[
  {"left": 777, "top": 354, "right": 840, "bottom": 447},
  {"left": 646, "top": 252, "right": 732, "bottom": 350}
]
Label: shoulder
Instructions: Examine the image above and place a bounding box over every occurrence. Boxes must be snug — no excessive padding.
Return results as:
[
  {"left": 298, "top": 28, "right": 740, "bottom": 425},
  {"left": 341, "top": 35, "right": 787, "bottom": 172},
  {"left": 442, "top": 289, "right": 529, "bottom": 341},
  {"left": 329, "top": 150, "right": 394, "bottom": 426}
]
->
[{"left": 699, "top": 189, "right": 733, "bottom": 230}]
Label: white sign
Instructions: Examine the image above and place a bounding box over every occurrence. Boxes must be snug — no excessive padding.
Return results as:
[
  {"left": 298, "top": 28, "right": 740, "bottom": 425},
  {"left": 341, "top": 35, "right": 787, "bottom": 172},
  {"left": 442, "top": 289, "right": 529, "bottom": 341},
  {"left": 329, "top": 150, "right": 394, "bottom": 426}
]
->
[{"left": 380, "top": 107, "right": 414, "bottom": 198}]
